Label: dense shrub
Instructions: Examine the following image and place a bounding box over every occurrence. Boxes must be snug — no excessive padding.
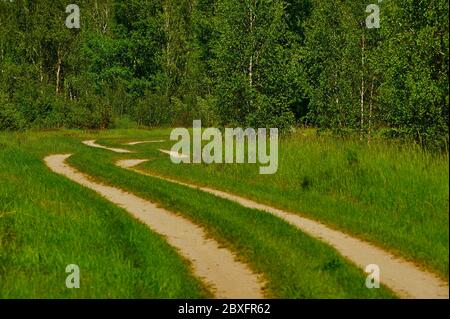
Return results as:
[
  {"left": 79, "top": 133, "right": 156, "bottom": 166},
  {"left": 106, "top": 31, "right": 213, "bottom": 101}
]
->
[{"left": 0, "top": 94, "right": 26, "bottom": 131}]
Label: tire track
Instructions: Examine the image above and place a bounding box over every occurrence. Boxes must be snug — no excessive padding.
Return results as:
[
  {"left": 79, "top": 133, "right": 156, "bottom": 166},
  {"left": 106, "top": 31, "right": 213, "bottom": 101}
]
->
[
  {"left": 82, "top": 140, "right": 133, "bottom": 153},
  {"left": 45, "top": 154, "right": 265, "bottom": 299},
  {"left": 117, "top": 158, "right": 449, "bottom": 299}
]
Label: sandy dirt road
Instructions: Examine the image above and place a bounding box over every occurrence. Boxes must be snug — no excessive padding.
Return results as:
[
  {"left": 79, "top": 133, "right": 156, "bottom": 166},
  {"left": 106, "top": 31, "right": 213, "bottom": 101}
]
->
[
  {"left": 82, "top": 140, "right": 133, "bottom": 153},
  {"left": 125, "top": 140, "right": 166, "bottom": 145},
  {"left": 79, "top": 140, "right": 448, "bottom": 298},
  {"left": 45, "top": 154, "right": 264, "bottom": 299},
  {"left": 117, "top": 158, "right": 449, "bottom": 299}
]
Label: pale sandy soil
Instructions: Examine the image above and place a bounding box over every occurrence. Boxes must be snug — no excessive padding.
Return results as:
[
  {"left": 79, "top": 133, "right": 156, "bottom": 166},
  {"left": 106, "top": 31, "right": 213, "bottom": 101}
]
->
[
  {"left": 82, "top": 140, "right": 133, "bottom": 153},
  {"left": 158, "top": 149, "right": 190, "bottom": 160},
  {"left": 117, "top": 158, "right": 449, "bottom": 299},
  {"left": 45, "top": 154, "right": 265, "bottom": 299},
  {"left": 125, "top": 140, "right": 166, "bottom": 145},
  {"left": 77, "top": 140, "right": 449, "bottom": 298}
]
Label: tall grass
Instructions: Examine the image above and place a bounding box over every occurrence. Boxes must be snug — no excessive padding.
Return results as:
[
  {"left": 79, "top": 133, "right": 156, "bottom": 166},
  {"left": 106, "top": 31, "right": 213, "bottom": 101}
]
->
[
  {"left": 0, "top": 129, "right": 397, "bottom": 298},
  {"left": 0, "top": 133, "right": 208, "bottom": 298},
  {"left": 142, "top": 129, "right": 449, "bottom": 278}
]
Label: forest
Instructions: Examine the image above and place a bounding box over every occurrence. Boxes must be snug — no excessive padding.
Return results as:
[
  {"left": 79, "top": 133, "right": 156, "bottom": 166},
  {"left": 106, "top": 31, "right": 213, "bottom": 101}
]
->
[{"left": 0, "top": 0, "right": 448, "bottom": 148}]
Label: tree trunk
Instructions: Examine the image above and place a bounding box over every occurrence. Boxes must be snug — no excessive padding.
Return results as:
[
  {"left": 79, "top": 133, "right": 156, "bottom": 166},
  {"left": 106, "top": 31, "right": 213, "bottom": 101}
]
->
[
  {"left": 103, "top": 5, "right": 109, "bottom": 33},
  {"left": 360, "top": 32, "right": 365, "bottom": 140},
  {"left": 368, "top": 78, "right": 374, "bottom": 144},
  {"left": 56, "top": 47, "right": 62, "bottom": 94}
]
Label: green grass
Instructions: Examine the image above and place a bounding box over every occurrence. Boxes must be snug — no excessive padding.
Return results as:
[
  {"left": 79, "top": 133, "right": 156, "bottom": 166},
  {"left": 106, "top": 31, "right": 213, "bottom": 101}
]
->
[
  {"left": 133, "top": 128, "right": 448, "bottom": 279},
  {"left": 68, "top": 145, "right": 395, "bottom": 298},
  {"left": 0, "top": 129, "right": 397, "bottom": 298},
  {"left": 0, "top": 132, "right": 208, "bottom": 298}
]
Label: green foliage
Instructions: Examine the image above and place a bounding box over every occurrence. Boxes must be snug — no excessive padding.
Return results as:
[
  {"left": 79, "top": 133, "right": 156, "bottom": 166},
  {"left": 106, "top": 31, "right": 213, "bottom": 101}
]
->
[
  {"left": 0, "top": 0, "right": 447, "bottom": 146},
  {"left": 374, "top": 0, "right": 449, "bottom": 148},
  {"left": 210, "top": 0, "right": 298, "bottom": 130},
  {"left": 303, "top": 0, "right": 448, "bottom": 147},
  {"left": 0, "top": 94, "right": 26, "bottom": 130},
  {"left": 134, "top": 92, "right": 171, "bottom": 127}
]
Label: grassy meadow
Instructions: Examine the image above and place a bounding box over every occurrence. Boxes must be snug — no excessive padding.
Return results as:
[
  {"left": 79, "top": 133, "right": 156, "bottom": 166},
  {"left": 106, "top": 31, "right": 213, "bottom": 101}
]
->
[
  {"left": 0, "top": 130, "right": 209, "bottom": 298},
  {"left": 0, "top": 128, "right": 448, "bottom": 298},
  {"left": 138, "top": 129, "right": 449, "bottom": 279}
]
